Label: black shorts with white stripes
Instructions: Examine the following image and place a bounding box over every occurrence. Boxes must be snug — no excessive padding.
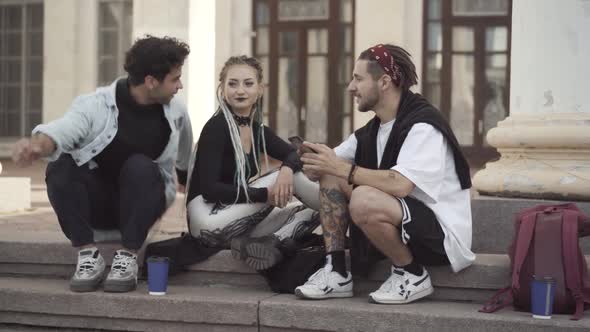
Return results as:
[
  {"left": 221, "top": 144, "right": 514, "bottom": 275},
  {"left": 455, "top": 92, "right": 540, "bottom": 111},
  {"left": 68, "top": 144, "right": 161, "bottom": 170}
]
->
[{"left": 396, "top": 196, "right": 450, "bottom": 266}]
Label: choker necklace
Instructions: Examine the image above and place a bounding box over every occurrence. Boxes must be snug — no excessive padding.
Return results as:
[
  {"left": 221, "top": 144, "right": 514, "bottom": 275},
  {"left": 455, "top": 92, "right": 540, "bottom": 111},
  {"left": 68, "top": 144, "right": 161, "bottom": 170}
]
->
[{"left": 232, "top": 113, "right": 251, "bottom": 126}]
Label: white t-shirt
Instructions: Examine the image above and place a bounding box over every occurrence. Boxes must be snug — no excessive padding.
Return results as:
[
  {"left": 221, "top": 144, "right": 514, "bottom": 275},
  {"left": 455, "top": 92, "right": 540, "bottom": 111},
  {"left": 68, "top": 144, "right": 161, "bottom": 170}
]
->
[{"left": 334, "top": 122, "right": 475, "bottom": 273}]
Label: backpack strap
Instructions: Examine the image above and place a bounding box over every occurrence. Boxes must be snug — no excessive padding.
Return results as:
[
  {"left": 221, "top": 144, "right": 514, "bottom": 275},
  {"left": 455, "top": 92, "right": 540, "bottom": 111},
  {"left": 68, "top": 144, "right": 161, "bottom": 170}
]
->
[
  {"left": 479, "top": 287, "right": 514, "bottom": 313},
  {"left": 562, "top": 209, "right": 589, "bottom": 321},
  {"left": 511, "top": 212, "right": 537, "bottom": 291}
]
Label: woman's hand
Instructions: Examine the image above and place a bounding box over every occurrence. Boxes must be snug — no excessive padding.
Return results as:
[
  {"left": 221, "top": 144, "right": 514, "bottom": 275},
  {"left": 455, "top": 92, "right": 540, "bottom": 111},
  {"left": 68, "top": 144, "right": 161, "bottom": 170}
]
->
[{"left": 268, "top": 166, "right": 294, "bottom": 208}]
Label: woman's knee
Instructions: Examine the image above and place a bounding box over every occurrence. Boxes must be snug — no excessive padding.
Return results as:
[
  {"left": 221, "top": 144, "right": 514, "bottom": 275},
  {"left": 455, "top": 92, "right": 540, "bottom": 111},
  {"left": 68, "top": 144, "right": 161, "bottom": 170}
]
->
[{"left": 293, "top": 172, "right": 320, "bottom": 210}]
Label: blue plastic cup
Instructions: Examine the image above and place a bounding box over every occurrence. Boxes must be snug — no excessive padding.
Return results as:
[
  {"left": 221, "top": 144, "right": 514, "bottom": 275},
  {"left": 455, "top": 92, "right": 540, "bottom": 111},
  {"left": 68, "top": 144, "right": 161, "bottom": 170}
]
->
[
  {"left": 531, "top": 276, "right": 556, "bottom": 319},
  {"left": 147, "top": 256, "right": 170, "bottom": 295}
]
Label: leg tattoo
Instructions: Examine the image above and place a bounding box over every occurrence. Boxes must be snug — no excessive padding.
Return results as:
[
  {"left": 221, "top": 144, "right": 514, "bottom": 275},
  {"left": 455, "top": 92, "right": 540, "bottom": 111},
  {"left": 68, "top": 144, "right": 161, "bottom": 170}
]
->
[{"left": 319, "top": 187, "right": 350, "bottom": 252}]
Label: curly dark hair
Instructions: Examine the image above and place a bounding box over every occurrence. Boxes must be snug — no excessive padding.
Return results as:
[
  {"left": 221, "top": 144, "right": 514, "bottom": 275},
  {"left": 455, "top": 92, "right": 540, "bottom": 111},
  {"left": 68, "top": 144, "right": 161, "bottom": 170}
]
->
[
  {"left": 124, "top": 35, "right": 190, "bottom": 86},
  {"left": 358, "top": 44, "right": 418, "bottom": 91}
]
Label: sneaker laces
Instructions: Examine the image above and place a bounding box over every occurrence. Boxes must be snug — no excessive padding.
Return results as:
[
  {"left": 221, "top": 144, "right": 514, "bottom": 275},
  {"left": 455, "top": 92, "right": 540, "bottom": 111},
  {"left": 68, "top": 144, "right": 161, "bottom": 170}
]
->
[
  {"left": 379, "top": 267, "right": 405, "bottom": 293},
  {"left": 76, "top": 256, "right": 99, "bottom": 277},
  {"left": 306, "top": 265, "right": 331, "bottom": 288},
  {"left": 110, "top": 254, "right": 136, "bottom": 277}
]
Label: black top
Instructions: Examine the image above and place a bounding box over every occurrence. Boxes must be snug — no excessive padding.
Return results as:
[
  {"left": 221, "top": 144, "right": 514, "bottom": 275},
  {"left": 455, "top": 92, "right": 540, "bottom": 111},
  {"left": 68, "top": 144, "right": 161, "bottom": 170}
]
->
[
  {"left": 186, "top": 111, "right": 302, "bottom": 204},
  {"left": 353, "top": 90, "right": 471, "bottom": 189},
  {"left": 94, "top": 78, "right": 171, "bottom": 180}
]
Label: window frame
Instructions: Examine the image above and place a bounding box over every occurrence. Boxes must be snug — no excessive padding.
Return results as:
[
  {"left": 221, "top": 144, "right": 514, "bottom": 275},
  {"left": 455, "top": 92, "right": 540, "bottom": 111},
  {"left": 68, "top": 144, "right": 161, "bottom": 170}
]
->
[
  {"left": 252, "top": 0, "right": 355, "bottom": 146},
  {"left": 421, "top": 0, "right": 512, "bottom": 165},
  {"left": 97, "top": 0, "right": 132, "bottom": 86},
  {"left": 0, "top": 0, "right": 44, "bottom": 138}
]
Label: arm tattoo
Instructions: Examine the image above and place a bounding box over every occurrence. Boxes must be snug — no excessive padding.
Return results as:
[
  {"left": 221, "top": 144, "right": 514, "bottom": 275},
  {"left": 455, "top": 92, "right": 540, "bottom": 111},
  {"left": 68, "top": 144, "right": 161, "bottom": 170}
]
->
[
  {"left": 319, "top": 188, "right": 350, "bottom": 252},
  {"left": 388, "top": 170, "right": 397, "bottom": 179}
]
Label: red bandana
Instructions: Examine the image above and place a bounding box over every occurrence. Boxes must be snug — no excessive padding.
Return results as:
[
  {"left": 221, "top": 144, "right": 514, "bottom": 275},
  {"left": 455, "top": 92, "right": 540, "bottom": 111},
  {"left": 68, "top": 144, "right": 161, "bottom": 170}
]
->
[{"left": 367, "top": 44, "right": 401, "bottom": 86}]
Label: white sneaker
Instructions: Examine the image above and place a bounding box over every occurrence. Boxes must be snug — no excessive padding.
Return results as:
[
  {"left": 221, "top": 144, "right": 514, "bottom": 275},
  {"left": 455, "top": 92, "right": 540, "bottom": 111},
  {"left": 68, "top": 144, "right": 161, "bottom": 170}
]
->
[
  {"left": 369, "top": 267, "right": 434, "bottom": 304},
  {"left": 104, "top": 250, "right": 138, "bottom": 293},
  {"left": 294, "top": 264, "right": 353, "bottom": 299},
  {"left": 70, "top": 247, "right": 106, "bottom": 292}
]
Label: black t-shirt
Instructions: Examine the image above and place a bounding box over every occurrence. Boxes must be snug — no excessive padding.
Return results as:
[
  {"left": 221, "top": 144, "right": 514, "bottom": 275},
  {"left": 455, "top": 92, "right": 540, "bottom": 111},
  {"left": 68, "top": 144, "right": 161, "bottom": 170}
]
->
[
  {"left": 94, "top": 79, "right": 171, "bottom": 180},
  {"left": 186, "top": 112, "right": 302, "bottom": 204}
]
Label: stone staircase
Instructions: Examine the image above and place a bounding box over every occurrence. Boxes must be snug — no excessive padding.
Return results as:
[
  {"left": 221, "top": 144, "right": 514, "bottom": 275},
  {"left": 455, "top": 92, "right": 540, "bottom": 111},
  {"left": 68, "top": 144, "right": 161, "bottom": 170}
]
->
[{"left": 1, "top": 195, "right": 590, "bottom": 331}]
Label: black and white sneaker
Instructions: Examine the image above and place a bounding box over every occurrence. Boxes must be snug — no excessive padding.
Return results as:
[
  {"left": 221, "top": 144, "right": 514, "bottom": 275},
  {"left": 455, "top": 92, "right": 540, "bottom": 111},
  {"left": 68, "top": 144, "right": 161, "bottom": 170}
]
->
[
  {"left": 231, "top": 235, "right": 286, "bottom": 270},
  {"left": 70, "top": 247, "right": 106, "bottom": 292},
  {"left": 103, "top": 250, "right": 138, "bottom": 293},
  {"left": 294, "top": 264, "right": 353, "bottom": 299},
  {"left": 369, "top": 266, "right": 433, "bottom": 304}
]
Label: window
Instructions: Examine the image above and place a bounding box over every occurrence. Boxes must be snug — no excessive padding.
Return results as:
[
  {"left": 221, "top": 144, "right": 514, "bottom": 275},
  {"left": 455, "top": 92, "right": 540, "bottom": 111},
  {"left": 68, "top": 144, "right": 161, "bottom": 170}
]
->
[
  {"left": 253, "top": 0, "right": 355, "bottom": 146},
  {"left": 422, "top": 0, "right": 511, "bottom": 164},
  {"left": 0, "top": 1, "right": 43, "bottom": 138},
  {"left": 98, "top": 0, "right": 132, "bottom": 86}
]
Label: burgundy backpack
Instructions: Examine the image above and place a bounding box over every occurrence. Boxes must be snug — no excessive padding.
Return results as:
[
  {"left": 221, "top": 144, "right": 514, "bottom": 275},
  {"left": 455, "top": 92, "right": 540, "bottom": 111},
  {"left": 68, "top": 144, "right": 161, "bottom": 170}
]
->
[{"left": 480, "top": 203, "right": 590, "bottom": 320}]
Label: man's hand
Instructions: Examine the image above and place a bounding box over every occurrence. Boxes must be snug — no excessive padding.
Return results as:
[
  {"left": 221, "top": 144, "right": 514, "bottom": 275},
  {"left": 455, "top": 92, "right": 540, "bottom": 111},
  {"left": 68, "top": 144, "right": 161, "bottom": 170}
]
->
[
  {"left": 300, "top": 142, "right": 350, "bottom": 179},
  {"left": 268, "top": 167, "right": 294, "bottom": 208},
  {"left": 12, "top": 138, "right": 43, "bottom": 168}
]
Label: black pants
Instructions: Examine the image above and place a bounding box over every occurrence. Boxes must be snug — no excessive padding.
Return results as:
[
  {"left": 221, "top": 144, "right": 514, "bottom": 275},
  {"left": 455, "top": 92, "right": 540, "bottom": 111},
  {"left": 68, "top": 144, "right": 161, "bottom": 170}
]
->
[{"left": 46, "top": 154, "right": 167, "bottom": 249}]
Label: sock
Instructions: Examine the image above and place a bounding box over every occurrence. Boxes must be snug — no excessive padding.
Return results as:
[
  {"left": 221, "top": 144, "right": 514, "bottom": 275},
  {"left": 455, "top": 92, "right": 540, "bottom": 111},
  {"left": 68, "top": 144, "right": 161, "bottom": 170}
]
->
[
  {"left": 326, "top": 251, "right": 347, "bottom": 278},
  {"left": 396, "top": 260, "right": 423, "bottom": 276}
]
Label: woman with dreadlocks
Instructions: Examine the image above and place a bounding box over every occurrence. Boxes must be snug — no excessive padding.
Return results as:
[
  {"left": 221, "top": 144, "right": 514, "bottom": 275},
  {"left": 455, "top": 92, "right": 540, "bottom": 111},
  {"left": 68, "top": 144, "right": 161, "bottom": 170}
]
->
[{"left": 186, "top": 56, "right": 320, "bottom": 270}]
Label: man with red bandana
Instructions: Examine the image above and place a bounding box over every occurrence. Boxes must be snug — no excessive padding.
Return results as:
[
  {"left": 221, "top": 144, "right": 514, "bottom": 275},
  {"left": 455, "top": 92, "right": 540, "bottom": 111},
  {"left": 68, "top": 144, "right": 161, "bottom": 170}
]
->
[{"left": 295, "top": 44, "right": 474, "bottom": 304}]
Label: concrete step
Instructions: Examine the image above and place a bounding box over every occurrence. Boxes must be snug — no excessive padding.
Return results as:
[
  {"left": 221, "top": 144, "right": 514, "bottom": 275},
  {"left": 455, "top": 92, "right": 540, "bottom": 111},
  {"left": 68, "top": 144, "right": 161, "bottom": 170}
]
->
[
  {"left": 0, "top": 235, "right": 487, "bottom": 302},
  {"left": 1, "top": 276, "right": 589, "bottom": 332},
  {"left": 0, "top": 277, "right": 265, "bottom": 332},
  {"left": 5, "top": 230, "right": 590, "bottom": 304},
  {"left": 472, "top": 196, "right": 590, "bottom": 254}
]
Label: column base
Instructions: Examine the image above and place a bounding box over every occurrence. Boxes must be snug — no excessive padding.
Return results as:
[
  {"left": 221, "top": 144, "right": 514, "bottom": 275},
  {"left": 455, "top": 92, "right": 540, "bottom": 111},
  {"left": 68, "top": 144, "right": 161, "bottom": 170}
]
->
[{"left": 473, "top": 113, "right": 590, "bottom": 201}]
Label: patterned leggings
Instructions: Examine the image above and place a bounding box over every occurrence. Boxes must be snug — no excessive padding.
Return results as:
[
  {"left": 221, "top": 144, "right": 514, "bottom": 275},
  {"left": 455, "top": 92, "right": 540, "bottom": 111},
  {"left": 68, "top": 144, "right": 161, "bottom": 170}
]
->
[{"left": 187, "top": 171, "right": 320, "bottom": 247}]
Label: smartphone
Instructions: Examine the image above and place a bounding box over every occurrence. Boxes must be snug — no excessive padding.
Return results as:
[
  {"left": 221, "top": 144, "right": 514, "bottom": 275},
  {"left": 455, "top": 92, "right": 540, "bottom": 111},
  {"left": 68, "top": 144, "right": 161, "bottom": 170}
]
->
[{"left": 288, "top": 136, "right": 317, "bottom": 154}]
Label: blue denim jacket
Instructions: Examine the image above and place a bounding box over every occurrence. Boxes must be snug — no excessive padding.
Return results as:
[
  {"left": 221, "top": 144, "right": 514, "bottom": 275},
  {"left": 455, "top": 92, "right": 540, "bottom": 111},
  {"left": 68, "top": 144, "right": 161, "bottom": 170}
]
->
[{"left": 33, "top": 79, "right": 193, "bottom": 207}]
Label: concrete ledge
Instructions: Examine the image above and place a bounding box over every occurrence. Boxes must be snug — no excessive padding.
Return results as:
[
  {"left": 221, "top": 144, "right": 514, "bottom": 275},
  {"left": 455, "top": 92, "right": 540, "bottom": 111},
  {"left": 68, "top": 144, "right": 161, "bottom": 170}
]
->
[
  {"left": 0, "top": 177, "right": 31, "bottom": 212},
  {"left": 259, "top": 295, "right": 590, "bottom": 332},
  {"left": 472, "top": 196, "right": 590, "bottom": 253},
  {"left": 0, "top": 277, "right": 269, "bottom": 328},
  {"left": 2, "top": 277, "right": 590, "bottom": 332},
  {"left": 2, "top": 231, "right": 590, "bottom": 301},
  {"left": 0, "top": 312, "right": 256, "bottom": 332}
]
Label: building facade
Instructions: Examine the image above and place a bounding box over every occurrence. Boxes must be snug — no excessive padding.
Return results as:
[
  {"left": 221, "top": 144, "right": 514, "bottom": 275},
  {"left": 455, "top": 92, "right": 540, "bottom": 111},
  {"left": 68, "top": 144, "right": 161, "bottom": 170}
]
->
[{"left": 0, "top": 0, "right": 512, "bottom": 169}]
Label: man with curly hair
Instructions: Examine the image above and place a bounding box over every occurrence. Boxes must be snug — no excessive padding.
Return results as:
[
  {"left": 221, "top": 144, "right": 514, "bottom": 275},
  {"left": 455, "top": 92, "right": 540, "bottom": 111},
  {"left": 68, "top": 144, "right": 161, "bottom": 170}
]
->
[{"left": 11, "top": 35, "right": 193, "bottom": 293}]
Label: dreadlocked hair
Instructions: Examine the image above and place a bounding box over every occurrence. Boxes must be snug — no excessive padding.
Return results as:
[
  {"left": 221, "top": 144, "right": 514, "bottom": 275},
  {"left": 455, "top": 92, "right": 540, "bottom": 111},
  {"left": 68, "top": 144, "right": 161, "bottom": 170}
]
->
[
  {"left": 184, "top": 56, "right": 269, "bottom": 207},
  {"left": 217, "top": 56, "right": 269, "bottom": 203},
  {"left": 358, "top": 44, "right": 418, "bottom": 91},
  {"left": 213, "top": 56, "right": 269, "bottom": 203}
]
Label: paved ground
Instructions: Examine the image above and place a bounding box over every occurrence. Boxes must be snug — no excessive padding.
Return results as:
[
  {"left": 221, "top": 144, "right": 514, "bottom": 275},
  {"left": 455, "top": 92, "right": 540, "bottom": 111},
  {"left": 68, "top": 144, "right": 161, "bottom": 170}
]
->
[
  {"left": 0, "top": 157, "right": 482, "bottom": 238},
  {"left": 0, "top": 158, "right": 188, "bottom": 239},
  {"left": 0, "top": 158, "right": 46, "bottom": 186}
]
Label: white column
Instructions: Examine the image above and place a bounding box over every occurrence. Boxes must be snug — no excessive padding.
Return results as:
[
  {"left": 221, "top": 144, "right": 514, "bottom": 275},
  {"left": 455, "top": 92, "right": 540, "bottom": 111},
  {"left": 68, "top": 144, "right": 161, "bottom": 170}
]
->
[
  {"left": 187, "top": 0, "right": 253, "bottom": 141},
  {"left": 43, "top": 0, "right": 98, "bottom": 123},
  {"left": 473, "top": 0, "right": 590, "bottom": 200},
  {"left": 187, "top": 0, "right": 217, "bottom": 141}
]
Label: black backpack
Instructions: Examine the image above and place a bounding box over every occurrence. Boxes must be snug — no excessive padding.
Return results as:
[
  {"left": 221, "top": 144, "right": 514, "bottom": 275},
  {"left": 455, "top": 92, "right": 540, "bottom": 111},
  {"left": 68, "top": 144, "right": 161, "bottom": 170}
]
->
[
  {"left": 141, "top": 233, "right": 221, "bottom": 277},
  {"left": 258, "top": 233, "right": 327, "bottom": 293}
]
